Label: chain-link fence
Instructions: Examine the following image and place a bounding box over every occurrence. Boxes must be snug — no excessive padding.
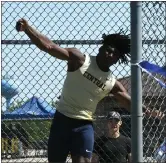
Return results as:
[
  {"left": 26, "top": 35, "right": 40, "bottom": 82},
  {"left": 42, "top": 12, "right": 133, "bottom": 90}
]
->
[{"left": 1, "top": 2, "right": 166, "bottom": 163}]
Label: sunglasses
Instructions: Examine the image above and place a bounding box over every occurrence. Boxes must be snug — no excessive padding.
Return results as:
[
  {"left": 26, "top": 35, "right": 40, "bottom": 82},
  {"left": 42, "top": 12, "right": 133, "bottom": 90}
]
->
[{"left": 108, "top": 118, "right": 120, "bottom": 123}]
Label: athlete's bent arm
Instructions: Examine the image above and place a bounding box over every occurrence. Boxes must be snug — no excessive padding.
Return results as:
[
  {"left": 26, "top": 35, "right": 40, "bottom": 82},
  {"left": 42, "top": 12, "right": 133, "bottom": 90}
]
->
[
  {"left": 16, "top": 18, "right": 85, "bottom": 63},
  {"left": 110, "top": 80, "right": 165, "bottom": 119}
]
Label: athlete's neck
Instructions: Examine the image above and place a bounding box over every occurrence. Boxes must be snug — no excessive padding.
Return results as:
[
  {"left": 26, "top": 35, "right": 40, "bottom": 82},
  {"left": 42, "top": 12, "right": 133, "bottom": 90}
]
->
[
  {"left": 108, "top": 131, "right": 120, "bottom": 138},
  {"left": 96, "top": 55, "right": 110, "bottom": 72}
]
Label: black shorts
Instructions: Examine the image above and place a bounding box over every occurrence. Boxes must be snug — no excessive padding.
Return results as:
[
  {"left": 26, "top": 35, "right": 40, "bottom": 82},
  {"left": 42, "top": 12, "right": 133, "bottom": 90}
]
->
[{"left": 48, "top": 111, "right": 94, "bottom": 162}]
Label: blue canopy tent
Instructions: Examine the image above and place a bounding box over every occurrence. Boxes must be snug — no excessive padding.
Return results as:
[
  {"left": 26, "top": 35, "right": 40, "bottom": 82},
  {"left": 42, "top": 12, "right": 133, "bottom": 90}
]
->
[{"left": 2, "top": 96, "right": 56, "bottom": 120}]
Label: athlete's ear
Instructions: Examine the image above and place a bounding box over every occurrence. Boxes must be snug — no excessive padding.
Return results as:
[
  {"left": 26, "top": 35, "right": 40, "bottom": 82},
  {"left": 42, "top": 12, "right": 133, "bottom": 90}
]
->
[{"left": 119, "top": 120, "right": 122, "bottom": 126}]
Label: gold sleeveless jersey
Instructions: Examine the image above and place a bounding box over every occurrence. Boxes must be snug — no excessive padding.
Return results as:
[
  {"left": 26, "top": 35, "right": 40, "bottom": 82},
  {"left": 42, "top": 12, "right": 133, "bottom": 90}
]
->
[{"left": 56, "top": 55, "right": 116, "bottom": 120}]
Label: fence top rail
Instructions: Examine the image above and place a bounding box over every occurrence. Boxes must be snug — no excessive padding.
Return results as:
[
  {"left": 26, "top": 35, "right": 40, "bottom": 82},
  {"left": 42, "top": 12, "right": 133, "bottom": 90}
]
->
[
  {"left": 1, "top": 115, "right": 131, "bottom": 121},
  {"left": 2, "top": 40, "right": 166, "bottom": 45}
]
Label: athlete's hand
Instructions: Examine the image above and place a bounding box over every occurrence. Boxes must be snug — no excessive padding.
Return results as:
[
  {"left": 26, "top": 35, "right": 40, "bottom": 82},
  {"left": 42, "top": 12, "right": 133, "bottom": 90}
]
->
[
  {"left": 145, "top": 109, "right": 165, "bottom": 120},
  {"left": 16, "top": 18, "right": 29, "bottom": 32}
]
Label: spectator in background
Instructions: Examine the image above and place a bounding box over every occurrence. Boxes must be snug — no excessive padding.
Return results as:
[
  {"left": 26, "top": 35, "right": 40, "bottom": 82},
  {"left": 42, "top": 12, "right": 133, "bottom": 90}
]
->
[{"left": 92, "top": 111, "right": 131, "bottom": 163}]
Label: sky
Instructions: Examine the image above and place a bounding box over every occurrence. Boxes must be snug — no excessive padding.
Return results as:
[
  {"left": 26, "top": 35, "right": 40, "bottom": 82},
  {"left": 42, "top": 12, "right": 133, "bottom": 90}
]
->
[{"left": 1, "top": 2, "right": 165, "bottom": 111}]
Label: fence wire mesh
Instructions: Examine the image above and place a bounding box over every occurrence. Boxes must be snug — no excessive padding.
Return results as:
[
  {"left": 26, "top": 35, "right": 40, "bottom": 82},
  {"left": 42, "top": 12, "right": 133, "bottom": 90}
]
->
[{"left": 1, "top": 1, "right": 166, "bottom": 163}]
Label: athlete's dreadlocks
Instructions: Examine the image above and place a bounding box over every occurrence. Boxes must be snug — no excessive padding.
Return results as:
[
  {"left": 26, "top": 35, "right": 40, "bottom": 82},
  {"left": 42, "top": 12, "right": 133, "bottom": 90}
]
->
[{"left": 102, "top": 32, "right": 131, "bottom": 64}]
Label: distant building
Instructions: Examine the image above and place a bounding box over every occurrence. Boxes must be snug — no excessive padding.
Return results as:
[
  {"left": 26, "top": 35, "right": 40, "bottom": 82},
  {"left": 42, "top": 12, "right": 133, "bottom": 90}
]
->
[{"left": 118, "top": 72, "right": 165, "bottom": 111}]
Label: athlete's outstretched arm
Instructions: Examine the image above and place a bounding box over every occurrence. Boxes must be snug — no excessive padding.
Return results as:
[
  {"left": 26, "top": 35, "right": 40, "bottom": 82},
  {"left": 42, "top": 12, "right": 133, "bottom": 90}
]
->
[
  {"left": 16, "top": 18, "right": 85, "bottom": 62},
  {"left": 110, "top": 80, "right": 165, "bottom": 119}
]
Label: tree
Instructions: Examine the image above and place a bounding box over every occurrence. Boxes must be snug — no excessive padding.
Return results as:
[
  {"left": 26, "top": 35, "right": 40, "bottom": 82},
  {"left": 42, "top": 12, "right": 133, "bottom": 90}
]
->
[{"left": 8, "top": 99, "right": 25, "bottom": 111}]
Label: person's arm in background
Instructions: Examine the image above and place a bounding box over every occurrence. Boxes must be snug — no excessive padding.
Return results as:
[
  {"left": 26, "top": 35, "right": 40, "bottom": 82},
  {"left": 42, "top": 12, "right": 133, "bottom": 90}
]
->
[
  {"left": 16, "top": 18, "right": 85, "bottom": 63},
  {"left": 126, "top": 137, "right": 132, "bottom": 163},
  {"left": 127, "top": 153, "right": 132, "bottom": 163},
  {"left": 110, "top": 80, "right": 165, "bottom": 119}
]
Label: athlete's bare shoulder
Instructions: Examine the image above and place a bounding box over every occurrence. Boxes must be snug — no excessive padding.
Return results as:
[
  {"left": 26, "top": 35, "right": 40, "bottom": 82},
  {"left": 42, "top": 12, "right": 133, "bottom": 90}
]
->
[
  {"left": 65, "top": 48, "right": 85, "bottom": 62},
  {"left": 65, "top": 48, "right": 86, "bottom": 72}
]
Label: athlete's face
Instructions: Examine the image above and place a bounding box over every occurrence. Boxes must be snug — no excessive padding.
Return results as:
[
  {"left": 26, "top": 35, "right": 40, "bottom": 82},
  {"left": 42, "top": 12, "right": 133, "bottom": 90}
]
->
[
  {"left": 99, "top": 45, "right": 121, "bottom": 65},
  {"left": 107, "top": 118, "right": 122, "bottom": 132}
]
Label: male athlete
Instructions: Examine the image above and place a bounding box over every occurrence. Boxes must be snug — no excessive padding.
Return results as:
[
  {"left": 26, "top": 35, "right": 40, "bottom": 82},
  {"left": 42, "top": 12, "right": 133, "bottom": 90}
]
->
[{"left": 16, "top": 18, "right": 164, "bottom": 163}]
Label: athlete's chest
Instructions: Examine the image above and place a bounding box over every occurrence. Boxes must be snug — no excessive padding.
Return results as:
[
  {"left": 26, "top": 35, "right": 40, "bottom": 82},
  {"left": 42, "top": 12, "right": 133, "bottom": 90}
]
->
[{"left": 80, "top": 64, "right": 114, "bottom": 92}]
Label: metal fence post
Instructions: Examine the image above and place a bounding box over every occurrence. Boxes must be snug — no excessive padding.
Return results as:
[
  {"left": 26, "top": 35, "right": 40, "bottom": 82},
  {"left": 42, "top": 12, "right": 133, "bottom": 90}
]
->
[{"left": 131, "top": 2, "right": 143, "bottom": 162}]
